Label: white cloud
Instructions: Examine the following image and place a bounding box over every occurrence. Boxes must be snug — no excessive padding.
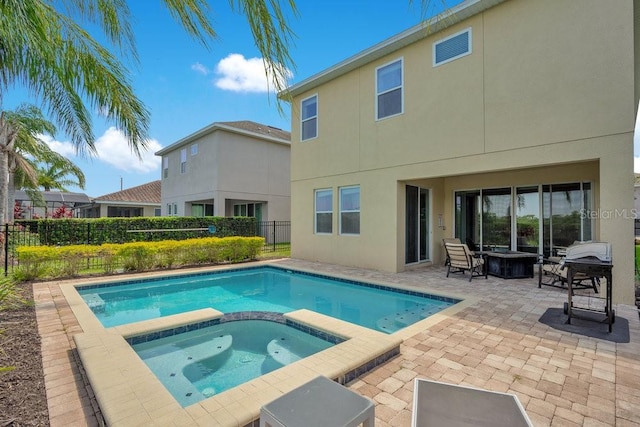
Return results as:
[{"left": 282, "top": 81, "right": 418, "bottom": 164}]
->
[
  {"left": 94, "top": 127, "right": 162, "bottom": 173},
  {"left": 36, "top": 129, "right": 162, "bottom": 174},
  {"left": 191, "top": 62, "right": 210, "bottom": 75},
  {"left": 37, "top": 133, "right": 77, "bottom": 158},
  {"left": 214, "top": 53, "right": 292, "bottom": 93}
]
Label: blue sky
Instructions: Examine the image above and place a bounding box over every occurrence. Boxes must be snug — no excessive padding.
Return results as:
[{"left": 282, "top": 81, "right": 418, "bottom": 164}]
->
[
  {"left": 5, "top": 1, "right": 452, "bottom": 197},
  {"left": 4, "top": 1, "right": 638, "bottom": 197}
]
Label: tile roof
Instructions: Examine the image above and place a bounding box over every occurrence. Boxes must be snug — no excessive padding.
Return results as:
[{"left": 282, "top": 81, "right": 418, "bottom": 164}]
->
[
  {"left": 155, "top": 120, "right": 290, "bottom": 156},
  {"left": 95, "top": 180, "right": 161, "bottom": 204},
  {"left": 218, "top": 120, "right": 291, "bottom": 141}
]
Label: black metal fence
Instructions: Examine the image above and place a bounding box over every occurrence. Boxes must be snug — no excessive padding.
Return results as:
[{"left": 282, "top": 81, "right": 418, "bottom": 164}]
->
[{"left": 2, "top": 220, "right": 291, "bottom": 275}]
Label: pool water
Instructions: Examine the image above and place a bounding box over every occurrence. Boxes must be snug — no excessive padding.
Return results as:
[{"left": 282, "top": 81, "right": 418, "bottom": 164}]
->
[
  {"left": 132, "top": 319, "right": 336, "bottom": 407},
  {"left": 78, "top": 266, "right": 459, "bottom": 333}
]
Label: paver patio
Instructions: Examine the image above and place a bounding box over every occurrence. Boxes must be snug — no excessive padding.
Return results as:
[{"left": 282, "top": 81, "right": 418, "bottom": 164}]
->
[{"left": 33, "top": 258, "right": 640, "bottom": 426}]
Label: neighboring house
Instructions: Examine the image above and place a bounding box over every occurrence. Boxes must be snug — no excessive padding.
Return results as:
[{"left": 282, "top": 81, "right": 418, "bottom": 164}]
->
[
  {"left": 285, "top": 0, "right": 636, "bottom": 304},
  {"left": 156, "top": 120, "right": 291, "bottom": 221},
  {"left": 77, "top": 180, "right": 161, "bottom": 218},
  {"left": 14, "top": 190, "right": 91, "bottom": 219}
]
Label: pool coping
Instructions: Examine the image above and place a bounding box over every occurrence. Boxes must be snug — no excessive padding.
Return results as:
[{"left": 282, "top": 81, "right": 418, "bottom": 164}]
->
[{"left": 61, "top": 261, "right": 475, "bottom": 426}]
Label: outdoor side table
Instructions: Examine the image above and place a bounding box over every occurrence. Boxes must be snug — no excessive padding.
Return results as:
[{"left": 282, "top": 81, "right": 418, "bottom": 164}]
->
[{"left": 260, "top": 375, "right": 375, "bottom": 427}]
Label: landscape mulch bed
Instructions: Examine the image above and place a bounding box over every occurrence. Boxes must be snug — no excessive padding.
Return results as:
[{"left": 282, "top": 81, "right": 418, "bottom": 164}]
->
[{"left": 0, "top": 282, "right": 49, "bottom": 427}]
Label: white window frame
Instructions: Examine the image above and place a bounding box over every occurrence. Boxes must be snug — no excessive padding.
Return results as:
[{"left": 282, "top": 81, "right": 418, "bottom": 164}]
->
[
  {"left": 163, "top": 157, "right": 168, "bottom": 178},
  {"left": 166, "top": 203, "right": 171, "bottom": 216},
  {"left": 375, "top": 58, "right": 403, "bottom": 121},
  {"left": 180, "top": 148, "right": 187, "bottom": 174},
  {"left": 339, "top": 185, "right": 360, "bottom": 235},
  {"left": 433, "top": 27, "right": 472, "bottom": 67},
  {"left": 301, "top": 94, "right": 318, "bottom": 141},
  {"left": 191, "top": 143, "right": 198, "bottom": 156},
  {"left": 314, "top": 188, "right": 333, "bottom": 234},
  {"left": 172, "top": 203, "right": 178, "bottom": 216}
]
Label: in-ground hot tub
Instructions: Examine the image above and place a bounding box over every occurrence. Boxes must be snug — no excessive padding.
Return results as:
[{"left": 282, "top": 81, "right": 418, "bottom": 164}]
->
[{"left": 130, "top": 318, "right": 341, "bottom": 407}]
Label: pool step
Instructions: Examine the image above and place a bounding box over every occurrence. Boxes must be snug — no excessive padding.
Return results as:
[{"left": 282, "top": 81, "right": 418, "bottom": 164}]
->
[
  {"left": 83, "top": 294, "right": 105, "bottom": 313},
  {"left": 376, "top": 307, "right": 441, "bottom": 332}
]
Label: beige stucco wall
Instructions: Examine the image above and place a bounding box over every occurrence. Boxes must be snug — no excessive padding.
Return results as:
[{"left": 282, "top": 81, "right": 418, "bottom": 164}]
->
[
  {"left": 161, "top": 130, "right": 291, "bottom": 221},
  {"left": 289, "top": 0, "right": 636, "bottom": 303}
]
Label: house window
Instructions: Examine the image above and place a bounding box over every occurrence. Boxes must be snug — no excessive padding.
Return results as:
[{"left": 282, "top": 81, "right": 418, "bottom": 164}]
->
[
  {"left": 154, "top": 208, "right": 161, "bottom": 216},
  {"left": 163, "top": 157, "right": 168, "bottom": 178},
  {"left": 192, "top": 203, "right": 214, "bottom": 217},
  {"left": 376, "top": 59, "right": 403, "bottom": 120},
  {"left": 234, "top": 203, "right": 262, "bottom": 219},
  {"left": 301, "top": 95, "right": 318, "bottom": 141},
  {"left": 191, "top": 144, "right": 198, "bottom": 156},
  {"left": 172, "top": 203, "right": 178, "bottom": 216},
  {"left": 180, "top": 149, "right": 187, "bottom": 174},
  {"left": 339, "top": 186, "right": 360, "bottom": 235},
  {"left": 315, "top": 189, "right": 332, "bottom": 234},
  {"left": 433, "top": 28, "right": 472, "bottom": 67},
  {"left": 166, "top": 203, "right": 171, "bottom": 215}
]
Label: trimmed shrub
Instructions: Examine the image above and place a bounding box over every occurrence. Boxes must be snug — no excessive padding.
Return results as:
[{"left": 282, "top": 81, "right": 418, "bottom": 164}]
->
[{"left": 14, "top": 236, "right": 265, "bottom": 280}]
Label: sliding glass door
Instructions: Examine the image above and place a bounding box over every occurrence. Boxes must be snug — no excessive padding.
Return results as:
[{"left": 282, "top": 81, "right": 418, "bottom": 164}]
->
[
  {"left": 454, "top": 190, "right": 481, "bottom": 250},
  {"left": 542, "top": 183, "right": 591, "bottom": 256},
  {"left": 455, "top": 182, "right": 592, "bottom": 256},
  {"left": 406, "top": 185, "right": 430, "bottom": 264},
  {"left": 516, "top": 186, "right": 539, "bottom": 254},
  {"left": 481, "top": 188, "right": 511, "bottom": 251}
]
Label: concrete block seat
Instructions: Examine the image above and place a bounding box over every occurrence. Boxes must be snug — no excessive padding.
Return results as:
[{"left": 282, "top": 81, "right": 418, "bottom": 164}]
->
[{"left": 260, "top": 375, "right": 374, "bottom": 427}]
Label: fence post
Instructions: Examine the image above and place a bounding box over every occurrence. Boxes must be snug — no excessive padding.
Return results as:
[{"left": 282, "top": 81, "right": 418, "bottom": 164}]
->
[
  {"left": 4, "top": 223, "right": 9, "bottom": 276},
  {"left": 272, "top": 221, "right": 276, "bottom": 252}
]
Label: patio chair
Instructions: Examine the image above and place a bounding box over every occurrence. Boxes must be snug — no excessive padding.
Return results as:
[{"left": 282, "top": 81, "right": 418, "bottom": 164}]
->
[
  {"left": 538, "top": 257, "right": 599, "bottom": 293},
  {"left": 442, "top": 238, "right": 462, "bottom": 266},
  {"left": 444, "top": 242, "right": 486, "bottom": 282}
]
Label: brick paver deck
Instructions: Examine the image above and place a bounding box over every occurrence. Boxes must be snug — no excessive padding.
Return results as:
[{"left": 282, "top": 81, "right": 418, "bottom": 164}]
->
[{"left": 33, "top": 259, "right": 640, "bottom": 426}]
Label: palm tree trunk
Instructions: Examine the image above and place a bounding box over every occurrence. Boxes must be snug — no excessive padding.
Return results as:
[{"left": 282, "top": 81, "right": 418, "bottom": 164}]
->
[
  {"left": 7, "top": 170, "right": 16, "bottom": 223},
  {"left": 0, "top": 119, "right": 10, "bottom": 225}
]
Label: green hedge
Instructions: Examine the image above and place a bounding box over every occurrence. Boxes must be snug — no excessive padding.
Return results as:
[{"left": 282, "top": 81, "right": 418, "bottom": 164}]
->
[
  {"left": 14, "top": 236, "right": 264, "bottom": 281},
  {"left": 15, "top": 217, "right": 257, "bottom": 246}
]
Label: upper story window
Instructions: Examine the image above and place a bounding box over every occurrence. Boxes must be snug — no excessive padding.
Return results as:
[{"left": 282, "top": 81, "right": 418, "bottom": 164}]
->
[
  {"left": 339, "top": 186, "right": 360, "bottom": 235},
  {"left": 180, "top": 148, "right": 187, "bottom": 174},
  {"left": 376, "top": 59, "right": 403, "bottom": 120},
  {"left": 162, "top": 157, "right": 168, "bottom": 178},
  {"left": 191, "top": 144, "right": 198, "bottom": 156},
  {"left": 301, "top": 95, "right": 318, "bottom": 141},
  {"left": 433, "top": 28, "right": 472, "bottom": 67},
  {"left": 314, "top": 188, "right": 332, "bottom": 234}
]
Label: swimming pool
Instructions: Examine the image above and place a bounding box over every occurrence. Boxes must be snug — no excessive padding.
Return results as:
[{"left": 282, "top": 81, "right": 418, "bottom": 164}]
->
[
  {"left": 131, "top": 318, "right": 339, "bottom": 407},
  {"left": 78, "top": 265, "right": 460, "bottom": 333}
]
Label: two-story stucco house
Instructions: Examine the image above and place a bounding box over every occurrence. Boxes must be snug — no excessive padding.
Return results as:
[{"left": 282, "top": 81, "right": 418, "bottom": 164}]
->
[
  {"left": 285, "top": 0, "right": 637, "bottom": 304},
  {"left": 156, "top": 120, "right": 291, "bottom": 222}
]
